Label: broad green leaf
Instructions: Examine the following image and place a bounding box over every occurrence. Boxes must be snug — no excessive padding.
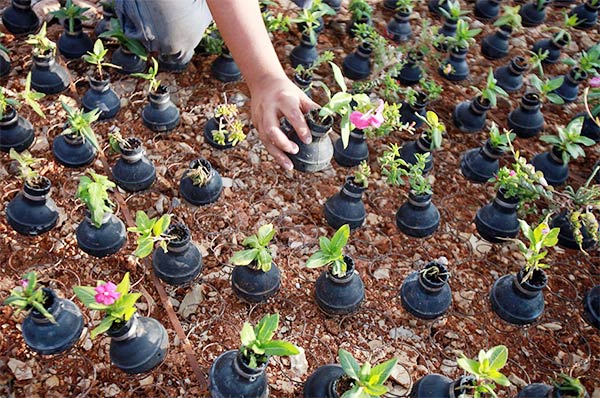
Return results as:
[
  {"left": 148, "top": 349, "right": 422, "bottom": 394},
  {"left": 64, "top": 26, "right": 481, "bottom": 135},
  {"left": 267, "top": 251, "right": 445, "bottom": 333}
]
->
[
  {"left": 257, "top": 223, "right": 275, "bottom": 246},
  {"left": 339, "top": 349, "right": 361, "bottom": 381},
  {"left": 73, "top": 286, "right": 98, "bottom": 306},
  {"left": 305, "top": 251, "right": 330, "bottom": 268},
  {"left": 341, "top": 387, "right": 364, "bottom": 398},
  {"left": 488, "top": 370, "right": 511, "bottom": 386},
  {"left": 257, "top": 249, "right": 272, "bottom": 272},
  {"left": 240, "top": 322, "right": 256, "bottom": 345},
  {"left": 457, "top": 356, "right": 480, "bottom": 376},
  {"left": 330, "top": 224, "right": 350, "bottom": 252},
  {"left": 363, "top": 384, "right": 387, "bottom": 396},
  {"left": 230, "top": 248, "right": 259, "bottom": 266},
  {"left": 91, "top": 316, "right": 114, "bottom": 339},
  {"left": 134, "top": 238, "right": 154, "bottom": 258},
  {"left": 242, "top": 234, "right": 260, "bottom": 249},
  {"left": 152, "top": 214, "right": 171, "bottom": 236},
  {"left": 486, "top": 345, "right": 508, "bottom": 371},
  {"left": 135, "top": 210, "right": 152, "bottom": 231},
  {"left": 116, "top": 272, "right": 130, "bottom": 296},
  {"left": 255, "top": 313, "right": 278, "bottom": 343},
  {"left": 369, "top": 357, "right": 398, "bottom": 385},
  {"left": 319, "top": 236, "right": 332, "bottom": 254},
  {"left": 262, "top": 340, "right": 299, "bottom": 356}
]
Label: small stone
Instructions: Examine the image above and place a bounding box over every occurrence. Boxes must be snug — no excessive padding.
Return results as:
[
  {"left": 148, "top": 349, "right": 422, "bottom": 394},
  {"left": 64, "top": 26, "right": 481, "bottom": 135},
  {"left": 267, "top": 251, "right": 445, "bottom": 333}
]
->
[
  {"left": 139, "top": 375, "right": 154, "bottom": 386},
  {"left": 181, "top": 112, "right": 195, "bottom": 126},
  {"left": 30, "top": 135, "right": 49, "bottom": 152},
  {"left": 8, "top": 358, "right": 33, "bottom": 381},
  {"left": 178, "top": 284, "right": 203, "bottom": 318},
  {"left": 45, "top": 375, "right": 60, "bottom": 388},
  {"left": 230, "top": 92, "right": 249, "bottom": 107},
  {"left": 509, "top": 374, "right": 528, "bottom": 388},
  {"left": 83, "top": 338, "right": 93, "bottom": 351},
  {"left": 290, "top": 347, "right": 308, "bottom": 377},
  {"left": 389, "top": 363, "right": 411, "bottom": 387},
  {"left": 248, "top": 151, "right": 261, "bottom": 165},
  {"left": 373, "top": 268, "right": 390, "bottom": 280},
  {"left": 538, "top": 322, "right": 562, "bottom": 331},
  {"left": 102, "top": 383, "right": 121, "bottom": 397},
  {"left": 221, "top": 177, "right": 234, "bottom": 188},
  {"left": 389, "top": 327, "right": 421, "bottom": 341}
]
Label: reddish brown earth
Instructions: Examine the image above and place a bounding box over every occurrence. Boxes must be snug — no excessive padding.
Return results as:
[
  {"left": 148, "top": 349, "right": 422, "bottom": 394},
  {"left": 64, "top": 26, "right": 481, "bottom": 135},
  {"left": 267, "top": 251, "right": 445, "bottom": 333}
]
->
[{"left": 0, "top": 0, "right": 599, "bottom": 397}]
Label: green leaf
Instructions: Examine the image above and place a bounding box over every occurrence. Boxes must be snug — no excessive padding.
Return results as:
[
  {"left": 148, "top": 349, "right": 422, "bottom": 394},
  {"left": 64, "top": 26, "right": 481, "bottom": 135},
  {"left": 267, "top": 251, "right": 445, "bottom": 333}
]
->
[
  {"left": 341, "top": 387, "right": 364, "bottom": 398},
  {"left": 240, "top": 321, "right": 256, "bottom": 345},
  {"left": 261, "top": 340, "right": 300, "bottom": 356},
  {"left": 73, "top": 285, "right": 98, "bottom": 307},
  {"left": 257, "top": 249, "right": 272, "bottom": 272},
  {"left": 363, "top": 384, "right": 388, "bottom": 396},
  {"left": 255, "top": 313, "right": 278, "bottom": 343},
  {"left": 457, "top": 356, "right": 480, "bottom": 376},
  {"left": 152, "top": 214, "right": 171, "bottom": 236},
  {"left": 230, "top": 248, "right": 259, "bottom": 266},
  {"left": 91, "top": 316, "right": 114, "bottom": 339},
  {"left": 369, "top": 357, "right": 398, "bottom": 385},
  {"left": 488, "top": 370, "right": 511, "bottom": 387},
  {"left": 305, "top": 251, "right": 331, "bottom": 269},
  {"left": 339, "top": 349, "right": 360, "bottom": 381},
  {"left": 242, "top": 234, "right": 260, "bottom": 249},
  {"left": 486, "top": 345, "right": 508, "bottom": 371},
  {"left": 330, "top": 224, "right": 350, "bottom": 252},
  {"left": 330, "top": 62, "right": 347, "bottom": 92},
  {"left": 135, "top": 211, "right": 152, "bottom": 231},
  {"left": 134, "top": 238, "right": 154, "bottom": 258},
  {"left": 116, "top": 272, "right": 130, "bottom": 296},
  {"left": 257, "top": 223, "right": 275, "bottom": 246}
]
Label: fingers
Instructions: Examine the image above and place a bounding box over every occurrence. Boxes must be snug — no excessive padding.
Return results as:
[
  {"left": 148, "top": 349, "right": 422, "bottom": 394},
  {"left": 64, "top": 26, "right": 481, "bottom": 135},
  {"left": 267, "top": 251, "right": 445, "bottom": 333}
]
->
[
  {"left": 263, "top": 139, "right": 294, "bottom": 171},
  {"left": 262, "top": 112, "right": 299, "bottom": 155}
]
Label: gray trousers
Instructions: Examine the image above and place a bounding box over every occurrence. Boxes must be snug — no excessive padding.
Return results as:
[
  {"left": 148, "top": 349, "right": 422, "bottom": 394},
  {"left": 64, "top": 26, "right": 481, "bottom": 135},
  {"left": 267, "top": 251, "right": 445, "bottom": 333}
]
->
[{"left": 115, "top": 0, "right": 311, "bottom": 66}]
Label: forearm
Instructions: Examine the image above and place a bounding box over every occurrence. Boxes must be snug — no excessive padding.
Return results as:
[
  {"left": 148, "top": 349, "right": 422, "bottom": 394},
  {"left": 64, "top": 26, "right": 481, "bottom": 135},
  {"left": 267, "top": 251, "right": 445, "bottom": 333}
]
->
[{"left": 206, "top": 0, "right": 288, "bottom": 91}]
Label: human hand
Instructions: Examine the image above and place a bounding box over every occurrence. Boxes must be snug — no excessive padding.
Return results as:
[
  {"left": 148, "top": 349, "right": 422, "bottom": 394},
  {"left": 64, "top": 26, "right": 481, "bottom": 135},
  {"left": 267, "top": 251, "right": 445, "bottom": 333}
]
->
[{"left": 250, "top": 76, "right": 318, "bottom": 170}]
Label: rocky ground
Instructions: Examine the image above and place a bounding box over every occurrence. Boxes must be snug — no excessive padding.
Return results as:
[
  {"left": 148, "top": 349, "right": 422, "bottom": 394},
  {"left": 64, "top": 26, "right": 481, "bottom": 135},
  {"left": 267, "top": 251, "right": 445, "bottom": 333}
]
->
[{"left": 0, "top": 0, "right": 599, "bottom": 397}]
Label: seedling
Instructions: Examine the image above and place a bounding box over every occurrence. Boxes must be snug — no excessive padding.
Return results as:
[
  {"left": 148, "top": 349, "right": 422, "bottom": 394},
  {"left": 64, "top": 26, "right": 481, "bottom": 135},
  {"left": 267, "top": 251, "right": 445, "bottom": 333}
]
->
[
  {"left": 83, "top": 39, "right": 120, "bottom": 79},
  {"left": 305, "top": 224, "right": 351, "bottom": 277},
  {"left": 417, "top": 110, "right": 445, "bottom": 150},
  {"left": 0, "top": 73, "right": 45, "bottom": 120},
  {"left": 456, "top": 345, "right": 511, "bottom": 398},
  {"left": 529, "top": 74, "right": 565, "bottom": 104},
  {"left": 107, "top": 127, "right": 133, "bottom": 154},
  {"left": 540, "top": 117, "right": 595, "bottom": 164},
  {"left": 487, "top": 122, "right": 515, "bottom": 152},
  {"left": 261, "top": 2, "right": 290, "bottom": 34},
  {"left": 394, "top": 0, "right": 414, "bottom": 13},
  {"left": 349, "top": 0, "right": 373, "bottom": 21},
  {"left": 50, "top": 0, "right": 89, "bottom": 33},
  {"left": 4, "top": 271, "right": 56, "bottom": 323},
  {"left": 294, "top": 50, "right": 334, "bottom": 81},
  {"left": 9, "top": 148, "right": 44, "bottom": 187},
  {"left": 76, "top": 170, "right": 115, "bottom": 228},
  {"left": 230, "top": 224, "right": 276, "bottom": 272},
  {"left": 554, "top": 374, "right": 589, "bottom": 398},
  {"left": 353, "top": 161, "right": 371, "bottom": 188},
  {"left": 527, "top": 49, "right": 549, "bottom": 77},
  {"left": 132, "top": 57, "right": 161, "bottom": 93},
  {"left": 239, "top": 313, "right": 299, "bottom": 369},
  {"left": 318, "top": 62, "right": 372, "bottom": 148},
  {"left": 73, "top": 272, "right": 141, "bottom": 338},
  {"left": 471, "top": 69, "right": 509, "bottom": 108},
  {"left": 511, "top": 218, "right": 559, "bottom": 283},
  {"left": 552, "top": 165, "right": 600, "bottom": 252},
  {"left": 198, "top": 23, "right": 225, "bottom": 55},
  {"left": 494, "top": 5, "right": 522, "bottom": 31},
  {"left": 337, "top": 349, "right": 397, "bottom": 398},
  {"left": 440, "top": 0, "right": 469, "bottom": 21},
  {"left": 98, "top": 18, "right": 147, "bottom": 59},
  {"left": 380, "top": 148, "right": 433, "bottom": 196},
  {"left": 564, "top": 45, "right": 600, "bottom": 80},
  {"left": 491, "top": 140, "right": 551, "bottom": 211},
  {"left": 128, "top": 211, "right": 173, "bottom": 259},
  {"left": 187, "top": 160, "right": 212, "bottom": 187},
  {"left": 26, "top": 23, "right": 56, "bottom": 56},
  {"left": 442, "top": 19, "right": 481, "bottom": 51},
  {"left": 61, "top": 102, "right": 101, "bottom": 151},
  {"left": 210, "top": 102, "right": 247, "bottom": 146},
  {"left": 290, "top": 0, "right": 335, "bottom": 45}
]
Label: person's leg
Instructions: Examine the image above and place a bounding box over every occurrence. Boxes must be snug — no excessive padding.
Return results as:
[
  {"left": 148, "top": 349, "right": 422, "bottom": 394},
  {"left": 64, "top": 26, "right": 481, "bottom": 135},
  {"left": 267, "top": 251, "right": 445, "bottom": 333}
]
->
[{"left": 115, "top": 0, "right": 213, "bottom": 71}]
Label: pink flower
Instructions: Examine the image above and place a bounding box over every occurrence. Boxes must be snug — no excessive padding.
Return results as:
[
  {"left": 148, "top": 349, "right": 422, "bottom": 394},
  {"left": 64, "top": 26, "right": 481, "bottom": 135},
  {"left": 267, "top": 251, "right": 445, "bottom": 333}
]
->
[
  {"left": 590, "top": 76, "right": 600, "bottom": 88},
  {"left": 350, "top": 100, "right": 385, "bottom": 130},
  {"left": 542, "top": 228, "right": 549, "bottom": 235},
  {"left": 20, "top": 279, "right": 28, "bottom": 289},
  {"left": 94, "top": 282, "right": 120, "bottom": 306},
  {"left": 509, "top": 170, "right": 516, "bottom": 177}
]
